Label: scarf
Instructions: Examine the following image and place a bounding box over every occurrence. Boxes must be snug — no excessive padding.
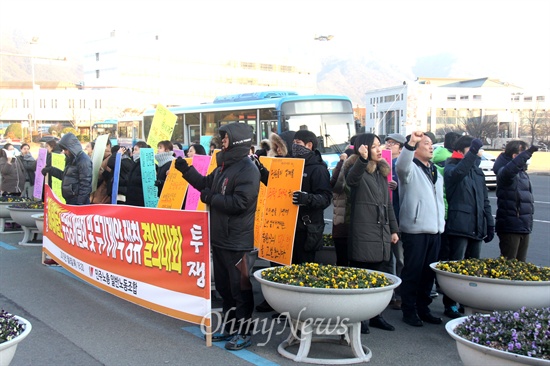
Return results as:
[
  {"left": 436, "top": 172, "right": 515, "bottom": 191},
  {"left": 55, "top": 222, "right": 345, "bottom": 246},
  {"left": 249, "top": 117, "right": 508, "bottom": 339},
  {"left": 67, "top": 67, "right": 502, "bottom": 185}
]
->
[
  {"left": 155, "top": 151, "right": 175, "bottom": 167},
  {"left": 291, "top": 143, "right": 312, "bottom": 158}
]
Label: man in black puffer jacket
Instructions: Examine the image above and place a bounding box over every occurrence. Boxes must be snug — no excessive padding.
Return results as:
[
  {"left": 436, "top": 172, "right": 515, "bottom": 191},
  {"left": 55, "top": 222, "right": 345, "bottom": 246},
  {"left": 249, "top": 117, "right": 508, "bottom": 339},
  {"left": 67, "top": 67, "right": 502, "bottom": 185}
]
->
[
  {"left": 174, "top": 122, "right": 260, "bottom": 351},
  {"left": 42, "top": 132, "right": 92, "bottom": 205},
  {"left": 291, "top": 130, "right": 332, "bottom": 264},
  {"left": 492, "top": 140, "right": 537, "bottom": 262}
]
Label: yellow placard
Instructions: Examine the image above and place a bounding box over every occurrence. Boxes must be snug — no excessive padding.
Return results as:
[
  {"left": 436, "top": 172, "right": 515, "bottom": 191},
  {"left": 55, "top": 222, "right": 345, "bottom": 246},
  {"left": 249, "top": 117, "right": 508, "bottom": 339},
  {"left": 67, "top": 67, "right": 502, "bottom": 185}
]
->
[
  {"left": 156, "top": 158, "right": 192, "bottom": 209},
  {"left": 257, "top": 157, "right": 304, "bottom": 265},
  {"left": 51, "top": 152, "right": 65, "bottom": 203},
  {"left": 146, "top": 104, "right": 177, "bottom": 154}
]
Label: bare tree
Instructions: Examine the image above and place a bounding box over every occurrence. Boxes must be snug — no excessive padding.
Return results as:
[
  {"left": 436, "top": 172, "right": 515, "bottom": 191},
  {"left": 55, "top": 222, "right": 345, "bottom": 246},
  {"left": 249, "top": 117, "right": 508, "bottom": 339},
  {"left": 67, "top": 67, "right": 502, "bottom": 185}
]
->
[
  {"left": 521, "top": 107, "right": 550, "bottom": 145},
  {"left": 456, "top": 112, "right": 498, "bottom": 142}
]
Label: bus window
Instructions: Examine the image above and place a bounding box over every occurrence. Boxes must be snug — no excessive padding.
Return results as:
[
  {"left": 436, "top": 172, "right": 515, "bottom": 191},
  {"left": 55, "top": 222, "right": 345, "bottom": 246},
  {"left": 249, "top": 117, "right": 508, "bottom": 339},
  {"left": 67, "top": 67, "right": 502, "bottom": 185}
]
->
[{"left": 172, "top": 114, "right": 184, "bottom": 142}]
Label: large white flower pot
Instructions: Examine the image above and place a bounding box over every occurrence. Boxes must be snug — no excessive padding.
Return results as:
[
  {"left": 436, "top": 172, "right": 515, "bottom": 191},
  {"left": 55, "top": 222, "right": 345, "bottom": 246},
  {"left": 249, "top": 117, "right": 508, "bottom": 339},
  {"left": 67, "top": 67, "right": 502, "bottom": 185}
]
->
[
  {"left": 253, "top": 267, "right": 401, "bottom": 364},
  {"left": 446, "top": 316, "right": 550, "bottom": 366},
  {"left": 0, "top": 316, "right": 32, "bottom": 366},
  {"left": 32, "top": 214, "right": 44, "bottom": 234},
  {"left": 430, "top": 262, "right": 550, "bottom": 312},
  {"left": 7, "top": 207, "right": 42, "bottom": 228},
  {"left": 7, "top": 207, "right": 43, "bottom": 246}
]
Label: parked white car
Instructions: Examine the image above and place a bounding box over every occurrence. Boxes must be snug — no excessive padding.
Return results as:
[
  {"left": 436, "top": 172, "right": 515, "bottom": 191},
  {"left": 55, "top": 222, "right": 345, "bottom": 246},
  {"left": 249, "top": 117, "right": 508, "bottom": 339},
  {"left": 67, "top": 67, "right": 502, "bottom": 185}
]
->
[{"left": 433, "top": 144, "right": 496, "bottom": 190}]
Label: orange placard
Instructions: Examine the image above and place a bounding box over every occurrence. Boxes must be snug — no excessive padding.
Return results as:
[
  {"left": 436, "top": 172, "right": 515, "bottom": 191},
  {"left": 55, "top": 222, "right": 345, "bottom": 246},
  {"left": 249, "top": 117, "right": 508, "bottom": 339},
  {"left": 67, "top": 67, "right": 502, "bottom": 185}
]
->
[
  {"left": 157, "top": 158, "right": 192, "bottom": 209},
  {"left": 257, "top": 157, "right": 304, "bottom": 265},
  {"left": 254, "top": 157, "right": 273, "bottom": 249},
  {"left": 42, "top": 185, "right": 210, "bottom": 325}
]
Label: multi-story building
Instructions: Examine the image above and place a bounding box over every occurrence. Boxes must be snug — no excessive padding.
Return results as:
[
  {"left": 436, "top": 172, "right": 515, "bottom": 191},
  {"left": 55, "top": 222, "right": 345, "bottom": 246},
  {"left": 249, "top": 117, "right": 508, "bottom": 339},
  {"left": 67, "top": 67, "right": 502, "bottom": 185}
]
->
[
  {"left": 0, "top": 29, "right": 317, "bottom": 136},
  {"left": 365, "top": 77, "right": 550, "bottom": 145}
]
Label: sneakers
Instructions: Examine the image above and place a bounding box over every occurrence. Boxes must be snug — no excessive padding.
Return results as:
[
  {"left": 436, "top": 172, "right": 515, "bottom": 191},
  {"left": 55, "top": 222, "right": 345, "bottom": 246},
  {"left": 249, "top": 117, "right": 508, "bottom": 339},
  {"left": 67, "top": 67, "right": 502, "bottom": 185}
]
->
[
  {"left": 210, "top": 332, "right": 233, "bottom": 342},
  {"left": 444, "top": 306, "right": 462, "bottom": 319},
  {"left": 225, "top": 334, "right": 252, "bottom": 351}
]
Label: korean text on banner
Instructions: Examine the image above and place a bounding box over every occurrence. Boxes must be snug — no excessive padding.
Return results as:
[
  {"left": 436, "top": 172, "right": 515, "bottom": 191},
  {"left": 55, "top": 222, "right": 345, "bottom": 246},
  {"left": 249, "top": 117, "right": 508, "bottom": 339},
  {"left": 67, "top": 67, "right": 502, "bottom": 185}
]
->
[
  {"left": 140, "top": 148, "right": 159, "bottom": 208},
  {"left": 257, "top": 157, "right": 304, "bottom": 265},
  {"left": 33, "top": 147, "right": 47, "bottom": 199},
  {"left": 51, "top": 152, "right": 65, "bottom": 203},
  {"left": 42, "top": 185, "right": 211, "bottom": 325},
  {"left": 91, "top": 134, "right": 110, "bottom": 192},
  {"left": 157, "top": 158, "right": 192, "bottom": 209},
  {"left": 146, "top": 104, "right": 177, "bottom": 155}
]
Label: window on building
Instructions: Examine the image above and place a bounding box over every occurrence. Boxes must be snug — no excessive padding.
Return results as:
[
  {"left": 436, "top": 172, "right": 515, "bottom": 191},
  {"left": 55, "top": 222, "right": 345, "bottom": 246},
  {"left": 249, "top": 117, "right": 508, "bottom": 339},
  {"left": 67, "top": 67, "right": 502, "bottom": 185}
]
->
[
  {"left": 536, "top": 96, "right": 545, "bottom": 102},
  {"left": 95, "top": 99, "right": 102, "bottom": 108},
  {"left": 240, "top": 62, "right": 255, "bottom": 70},
  {"left": 23, "top": 99, "right": 29, "bottom": 108},
  {"left": 447, "top": 95, "right": 456, "bottom": 101},
  {"left": 11, "top": 99, "right": 17, "bottom": 108},
  {"left": 384, "top": 95, "right": 395, "bottom": 103},
  {"left": 80, "top": 100, "right": 86, "bottom": 109},
  {"left": 68, "top": 99, "right": 74, "bottom": 108},
  {"left": 40, "top": 99, "right": 46, "bottom": 108},
  {"left": 51, "top": 99, "right": 57, "bottom": 108},
  {"left": 96, "top": 70, "right": 100, "bottom": 78},
  {"left": 460, "top": 95, "right": 469, "bottom": 100},
  {"left": 260, "top": 63, "right": 274, "bottom": 72},
  {"left": 473, "top": 95, "right": 482, "bottom": 101},
  {"left": 523, "top": 96, "right": 533, "bottom": 102},
  {"left": 512, "top": 95, "right": 520, "bottom": 101},
  {"left": 95, "top": 53, "right": 99, "bottom": 61},
  {"left": 280, "top": 65, "right": 294, "bottom": 73}
]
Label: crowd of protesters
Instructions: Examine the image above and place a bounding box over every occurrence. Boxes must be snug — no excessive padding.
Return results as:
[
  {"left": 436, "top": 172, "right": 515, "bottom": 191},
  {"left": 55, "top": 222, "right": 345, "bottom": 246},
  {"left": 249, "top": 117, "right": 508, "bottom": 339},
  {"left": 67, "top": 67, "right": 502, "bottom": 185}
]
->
[{"left": 0, "top": 124, "right": 540, "bottom": 351}]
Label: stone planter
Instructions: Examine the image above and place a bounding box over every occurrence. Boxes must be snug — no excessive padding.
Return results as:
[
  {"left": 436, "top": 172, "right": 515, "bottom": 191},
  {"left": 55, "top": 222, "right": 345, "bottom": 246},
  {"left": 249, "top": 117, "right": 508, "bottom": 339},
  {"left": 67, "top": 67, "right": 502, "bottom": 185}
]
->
[
  {"left": 253, "top": 267, "right": 401, "bottom": 364},
  {"left": 32, "top": 214, "right": 44, "bottom": 234},
  {"left": 7, "top": 207, "right": 43, "bottom": 246},
  {"left": 0, "top": 315, "right": 32, "bottom": 366},
  {"left": 446, "top": 316, "right": 550, "bottom": 366},
  {"left": 430, "top": 262, "right": 550, "bottom": 314},
  {"left": 0, "top": 202, "right": 22, "bottom": 234}
]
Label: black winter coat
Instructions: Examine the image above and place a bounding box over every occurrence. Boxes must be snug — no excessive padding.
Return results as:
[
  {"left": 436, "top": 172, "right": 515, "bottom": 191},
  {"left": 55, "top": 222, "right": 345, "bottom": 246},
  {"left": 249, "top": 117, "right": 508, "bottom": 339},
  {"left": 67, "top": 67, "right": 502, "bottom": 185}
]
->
[
  {"left": 444, "top": 151, "right": 494, "bottom": 240},
  {"left": 492, "top": 151, "right": 534, "bottom": 234},
  {"left": 295, "top": 150, "right": 332, "bottom": 233},
  {"left": 182, "top": 123, "right": 260, "bottom": 251},
  {"left": 49, "top": 133, "right": 92, "bottom": 205},
  {"left": 124, "top": 159, "right": 145, "bottom": 207}
]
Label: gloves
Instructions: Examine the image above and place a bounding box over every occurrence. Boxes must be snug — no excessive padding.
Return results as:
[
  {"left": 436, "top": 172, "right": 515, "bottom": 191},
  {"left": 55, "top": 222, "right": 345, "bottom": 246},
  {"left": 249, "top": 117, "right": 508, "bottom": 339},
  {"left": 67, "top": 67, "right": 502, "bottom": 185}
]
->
[
  {"left": 527, "top": 145, "right": 539, "bottom": 154},
  {"left": 250, "top": 155, "right": 266, "bottom": 172},
  {"left": 484, "top": 226, "right": 495, "bottom": 243},
  {"left": 292, "top": 191, "right": 309, "bottom": 206},
  {"left": 41, "top": 167, "right": 51, "bottom": 176},
  {"left": 174, "top": 157, "right": 190, "bottom": 175},
  {"left": 469, "top": 138, "right": 483, "bottom": 155},
  {"left": 200, "top": 188, "right": 213, "bottom": 205}
]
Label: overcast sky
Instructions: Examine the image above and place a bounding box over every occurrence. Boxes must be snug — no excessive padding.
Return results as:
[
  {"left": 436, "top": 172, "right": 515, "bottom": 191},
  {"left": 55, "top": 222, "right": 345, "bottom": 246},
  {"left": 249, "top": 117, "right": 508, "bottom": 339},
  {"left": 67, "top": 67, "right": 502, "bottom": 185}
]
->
[{"left": 1, "top": 0, "right": 549, "bottom": 90}]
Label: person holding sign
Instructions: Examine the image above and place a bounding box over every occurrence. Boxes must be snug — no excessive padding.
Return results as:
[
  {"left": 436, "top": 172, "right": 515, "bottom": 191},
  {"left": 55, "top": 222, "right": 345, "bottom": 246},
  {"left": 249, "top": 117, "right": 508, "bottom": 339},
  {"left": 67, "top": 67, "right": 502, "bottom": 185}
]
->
[
  {"left": 290, "top": 130, "right": 332, "bottom": 264},
  {"left": 41, "top": 133, "right": 92, "bottom": 205},
  {"left": 124, "top": 141, "right": 150, "bottom": 207},
  {"left": 344, "top": 133, "right": 399, "bottom": 334},
  {"left": 154, "top": 140, "right": 175, "bottom": 197},
  {"left": 174, "top": 122, "right": 260, "bottom": 351}
]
